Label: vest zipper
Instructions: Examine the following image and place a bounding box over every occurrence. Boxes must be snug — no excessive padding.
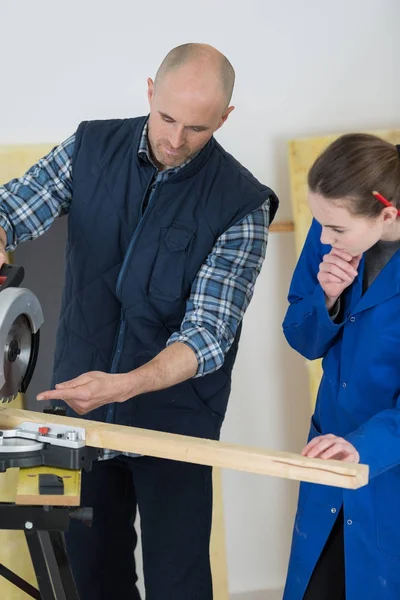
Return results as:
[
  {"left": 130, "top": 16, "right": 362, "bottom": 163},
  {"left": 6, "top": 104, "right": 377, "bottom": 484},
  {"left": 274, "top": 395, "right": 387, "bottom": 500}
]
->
[{"left": 106, "top": 171, "right": 158, "bottom": 424}]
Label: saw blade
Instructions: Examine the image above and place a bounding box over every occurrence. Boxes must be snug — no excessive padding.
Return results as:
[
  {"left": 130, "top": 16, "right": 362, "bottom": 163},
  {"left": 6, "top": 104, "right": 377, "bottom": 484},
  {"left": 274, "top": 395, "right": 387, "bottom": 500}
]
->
[
  {"left": 1, "top": 314, "right": 32, "bottom": 402},
  {"left": 0, "top": 287, "right": 43, "bottom": 401}
]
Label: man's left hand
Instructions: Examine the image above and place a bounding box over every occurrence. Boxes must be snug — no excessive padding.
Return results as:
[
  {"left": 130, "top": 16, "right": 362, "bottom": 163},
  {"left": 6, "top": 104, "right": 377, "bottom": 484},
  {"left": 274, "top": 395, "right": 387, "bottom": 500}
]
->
[
  {"left": 37, "top": 371, "right": 133, "bottom": 415},
  {"left": 301, "top": 434, "right": 360, "bottom": 463}
]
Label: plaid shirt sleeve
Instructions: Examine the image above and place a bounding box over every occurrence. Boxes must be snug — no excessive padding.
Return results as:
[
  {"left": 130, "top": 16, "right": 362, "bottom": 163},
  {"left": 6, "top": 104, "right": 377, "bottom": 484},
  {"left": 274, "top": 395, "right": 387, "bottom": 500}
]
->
[
  {"left": 167, "top": 198, "right": 271, "bottom": 377},
  {"left": 0, "top": 135, "right": 75, "bottom": 250}
]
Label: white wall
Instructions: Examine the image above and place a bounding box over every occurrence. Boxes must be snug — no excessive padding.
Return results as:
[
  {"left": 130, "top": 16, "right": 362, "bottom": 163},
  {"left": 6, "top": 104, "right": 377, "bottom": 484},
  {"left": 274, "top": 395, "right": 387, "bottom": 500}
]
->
[{"left": 1, "top": 0, "right": 399, "bottom": 596}]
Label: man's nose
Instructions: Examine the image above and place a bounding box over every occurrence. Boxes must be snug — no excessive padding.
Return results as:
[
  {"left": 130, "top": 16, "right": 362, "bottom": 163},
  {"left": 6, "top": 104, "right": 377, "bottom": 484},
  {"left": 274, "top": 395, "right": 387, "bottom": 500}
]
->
[{"left": 169, "top": 127, "right": 185, "bottom": 149}]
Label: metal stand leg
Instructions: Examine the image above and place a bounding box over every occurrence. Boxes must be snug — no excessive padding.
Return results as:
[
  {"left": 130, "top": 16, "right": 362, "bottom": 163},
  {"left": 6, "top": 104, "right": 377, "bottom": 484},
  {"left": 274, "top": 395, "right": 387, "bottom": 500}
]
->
[
  {"left": 49, "top": 531, "right": 80, "bottom": 599},
  {"left": 26, "top": 531, "right": 58, "bottom": 600},
  {"left": 0, "top": 504, "right": 89, "bottom": 600},
  {"left": 25, "top": 530, "right": 80, "bottom": 600}
]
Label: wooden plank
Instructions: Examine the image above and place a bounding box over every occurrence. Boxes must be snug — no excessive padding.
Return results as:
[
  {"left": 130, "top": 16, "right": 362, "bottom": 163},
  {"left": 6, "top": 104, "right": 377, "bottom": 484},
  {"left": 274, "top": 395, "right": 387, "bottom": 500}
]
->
[
  {"left": 269, "top": 221, "right": 294, "bottom": 233},
  {"left": 0, "top": 408, "right": 368, "bottom": 489},
  {"left": 16, "top": 466, "right": 81, "bottom": 506},
  {"left": 210, "top": 468, "right": 229, "bottom": 599},
  {"left": 0, "top": 144, "right": 58, "bottom": 184}
]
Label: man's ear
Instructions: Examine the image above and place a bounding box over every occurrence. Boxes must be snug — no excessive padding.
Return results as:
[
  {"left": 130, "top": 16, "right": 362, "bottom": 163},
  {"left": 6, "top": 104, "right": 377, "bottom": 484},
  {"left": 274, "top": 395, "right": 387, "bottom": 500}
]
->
[
  {"left": 216, "top": 105, "right": 235, "bottom": 131},
  {"left": 147, "top": 78, "right": 155, "bottom": 104}
]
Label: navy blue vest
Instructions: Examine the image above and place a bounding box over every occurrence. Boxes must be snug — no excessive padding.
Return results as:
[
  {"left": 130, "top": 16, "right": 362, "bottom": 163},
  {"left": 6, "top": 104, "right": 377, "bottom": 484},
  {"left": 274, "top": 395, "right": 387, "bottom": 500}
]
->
[{"left": 52, "top": 117, "right": 278, "bottom": 439}]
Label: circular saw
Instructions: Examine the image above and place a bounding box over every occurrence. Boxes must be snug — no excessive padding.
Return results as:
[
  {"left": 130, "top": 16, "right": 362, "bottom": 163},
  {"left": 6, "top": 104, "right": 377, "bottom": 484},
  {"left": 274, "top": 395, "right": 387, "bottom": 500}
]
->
[{"left": 0, "top": 264, "right": 43, "bottom": 403}]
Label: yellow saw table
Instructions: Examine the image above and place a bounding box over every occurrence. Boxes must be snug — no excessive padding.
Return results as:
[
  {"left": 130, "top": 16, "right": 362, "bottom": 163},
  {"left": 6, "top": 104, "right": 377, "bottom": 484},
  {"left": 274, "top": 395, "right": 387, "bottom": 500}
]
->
[{"left": 0, "top": 459, "right": 82, "bottom": 599}]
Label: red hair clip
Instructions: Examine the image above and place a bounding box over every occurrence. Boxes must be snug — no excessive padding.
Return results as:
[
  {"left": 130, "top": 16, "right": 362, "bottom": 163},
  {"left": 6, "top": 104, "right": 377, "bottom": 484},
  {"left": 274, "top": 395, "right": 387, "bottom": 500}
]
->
[{"left": 372, "top": 191, "right": 400, "bottom": 216}]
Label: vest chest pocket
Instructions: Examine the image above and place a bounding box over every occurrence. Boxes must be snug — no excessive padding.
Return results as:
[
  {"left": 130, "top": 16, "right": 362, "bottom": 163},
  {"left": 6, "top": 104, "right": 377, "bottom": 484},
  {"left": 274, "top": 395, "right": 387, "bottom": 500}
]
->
[{"left": 149, "top": 224, "right": 196, "bottom": 300}]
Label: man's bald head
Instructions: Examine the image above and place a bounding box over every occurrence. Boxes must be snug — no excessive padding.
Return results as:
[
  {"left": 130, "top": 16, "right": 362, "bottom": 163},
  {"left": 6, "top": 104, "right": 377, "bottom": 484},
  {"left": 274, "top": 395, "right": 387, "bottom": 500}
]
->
[
  {"left": 147, "top": 44, "right": 235, "bottom": 170},
  {"left": 154, "top": 43, "right": 235, "bottom": 110}
]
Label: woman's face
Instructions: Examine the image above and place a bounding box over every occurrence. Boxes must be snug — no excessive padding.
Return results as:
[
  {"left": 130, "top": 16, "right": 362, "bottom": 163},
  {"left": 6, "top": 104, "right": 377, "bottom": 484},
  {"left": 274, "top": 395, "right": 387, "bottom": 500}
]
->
[{"left": 308, "top": 192, "right": 394, "bottom": 256}]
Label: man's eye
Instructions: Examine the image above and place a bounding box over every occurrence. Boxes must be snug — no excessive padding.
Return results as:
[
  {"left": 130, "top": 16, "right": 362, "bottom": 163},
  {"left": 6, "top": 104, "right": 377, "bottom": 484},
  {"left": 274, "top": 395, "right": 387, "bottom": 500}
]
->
[
  {"left": 191, "top": 127, "right": 201, "bottom": 133},
  {"left": 332, "top": 228, "right": 345, "bottom": 234},
  {"left": 162, "top": 116, "right": 173, "bottom": 123}
]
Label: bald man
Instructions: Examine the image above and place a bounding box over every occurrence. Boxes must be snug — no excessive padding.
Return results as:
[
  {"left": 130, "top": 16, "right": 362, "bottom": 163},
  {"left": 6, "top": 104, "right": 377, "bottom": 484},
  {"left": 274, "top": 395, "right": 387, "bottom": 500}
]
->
[{"left": 0, "top": 44, "right": 278, "bottom": 599}]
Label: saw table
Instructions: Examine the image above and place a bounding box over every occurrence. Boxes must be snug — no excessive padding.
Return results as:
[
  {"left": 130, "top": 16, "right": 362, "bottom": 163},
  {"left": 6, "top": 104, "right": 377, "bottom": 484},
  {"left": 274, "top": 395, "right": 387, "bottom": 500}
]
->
[
  {"left": 0, "top": 411, "right": 104, "bottom": 600},
  {"left": 0, "top": 411, "right": 103, "bottom": 600}
]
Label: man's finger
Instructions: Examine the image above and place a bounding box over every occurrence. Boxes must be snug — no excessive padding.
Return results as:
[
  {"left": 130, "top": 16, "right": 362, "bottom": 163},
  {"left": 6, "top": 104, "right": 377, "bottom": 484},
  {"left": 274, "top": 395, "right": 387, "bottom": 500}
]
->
[
  {"left": 56, "top": 374, "right": 92, "bottom": 389},
  {"left": 37, "top": 390, "right": 57, "bottom": 401},
  {"left": 37, "top": 385, "right": 90, "bottom": 402}
]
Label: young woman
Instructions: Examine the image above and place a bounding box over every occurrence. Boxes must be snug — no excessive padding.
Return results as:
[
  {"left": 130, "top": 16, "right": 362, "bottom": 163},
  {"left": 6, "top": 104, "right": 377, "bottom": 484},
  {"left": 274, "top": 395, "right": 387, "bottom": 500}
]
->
[{"left": 283, "top": 134, "right": 400, "bottom": 600}]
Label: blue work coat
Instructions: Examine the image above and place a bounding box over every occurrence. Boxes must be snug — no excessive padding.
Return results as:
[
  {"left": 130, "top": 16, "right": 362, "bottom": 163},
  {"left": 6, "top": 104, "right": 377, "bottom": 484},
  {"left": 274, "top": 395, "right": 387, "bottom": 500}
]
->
[{"left": 282, "top": 219, "right": 400, "bottom": 600}]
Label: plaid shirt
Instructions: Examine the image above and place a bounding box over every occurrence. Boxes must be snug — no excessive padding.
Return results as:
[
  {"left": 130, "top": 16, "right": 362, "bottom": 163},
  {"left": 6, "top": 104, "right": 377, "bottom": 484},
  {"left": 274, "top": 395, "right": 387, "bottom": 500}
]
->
[{"left": 0, "top": 124, "right": 270, "bottom": 378}]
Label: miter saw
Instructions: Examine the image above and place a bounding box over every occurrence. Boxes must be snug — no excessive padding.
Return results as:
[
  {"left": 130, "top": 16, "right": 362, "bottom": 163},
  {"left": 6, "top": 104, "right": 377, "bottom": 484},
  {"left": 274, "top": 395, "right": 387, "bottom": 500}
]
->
[
  {"left": 0, "top": 264, "right": 100, "bottom": 600},
  {"left": 0, "top": 263, "right": 103, "bottom": 472}
]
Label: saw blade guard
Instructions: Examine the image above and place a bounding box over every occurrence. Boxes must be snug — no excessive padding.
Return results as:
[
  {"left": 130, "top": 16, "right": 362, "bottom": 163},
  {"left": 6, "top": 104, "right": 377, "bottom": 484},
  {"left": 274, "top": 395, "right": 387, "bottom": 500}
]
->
[{"left": 0, "top": 285, "right": 43, "bottom": 402}]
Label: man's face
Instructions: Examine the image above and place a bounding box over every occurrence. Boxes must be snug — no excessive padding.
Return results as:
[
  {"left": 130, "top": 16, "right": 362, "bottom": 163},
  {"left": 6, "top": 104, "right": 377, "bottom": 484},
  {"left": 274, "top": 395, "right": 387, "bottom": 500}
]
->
[{"left": 147, "top": 70, "right": 234, "bottom": 170}]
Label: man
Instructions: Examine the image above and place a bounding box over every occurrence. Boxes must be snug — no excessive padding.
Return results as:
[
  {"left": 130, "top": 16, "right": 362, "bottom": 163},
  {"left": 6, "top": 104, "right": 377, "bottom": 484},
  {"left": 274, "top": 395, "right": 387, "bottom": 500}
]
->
[{"left": 0, "top": 44, "right": 278, "bottom": 599}]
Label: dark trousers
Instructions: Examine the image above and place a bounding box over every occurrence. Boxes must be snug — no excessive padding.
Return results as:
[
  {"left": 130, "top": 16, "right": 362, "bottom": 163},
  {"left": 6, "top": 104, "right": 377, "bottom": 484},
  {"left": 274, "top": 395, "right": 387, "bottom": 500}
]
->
[
  {"left": 65, "top": 455, "right": 214, "bottom": 600},
  {"left": 303, "top": 510, "right": 345, "bottom": 600}
]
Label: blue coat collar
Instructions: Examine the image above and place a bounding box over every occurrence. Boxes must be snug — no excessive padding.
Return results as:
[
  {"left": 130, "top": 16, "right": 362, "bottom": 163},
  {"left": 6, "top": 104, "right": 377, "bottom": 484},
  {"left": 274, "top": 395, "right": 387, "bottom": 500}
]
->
[{"left": 350, "top": 249, "right": 400, "bottom": 315}]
